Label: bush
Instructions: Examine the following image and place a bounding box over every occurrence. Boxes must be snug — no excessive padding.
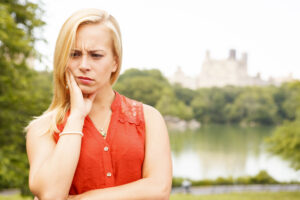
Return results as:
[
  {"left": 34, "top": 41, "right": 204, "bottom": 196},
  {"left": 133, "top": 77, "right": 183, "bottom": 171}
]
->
[{"left": 172, "top": 170, "right": 281, "bottom": 187}]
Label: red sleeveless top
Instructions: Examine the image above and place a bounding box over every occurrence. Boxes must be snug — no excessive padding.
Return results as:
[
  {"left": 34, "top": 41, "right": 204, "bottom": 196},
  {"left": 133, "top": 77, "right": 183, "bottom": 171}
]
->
[{"left": 53, "top": 91, "right": 146, "bottom": 194}]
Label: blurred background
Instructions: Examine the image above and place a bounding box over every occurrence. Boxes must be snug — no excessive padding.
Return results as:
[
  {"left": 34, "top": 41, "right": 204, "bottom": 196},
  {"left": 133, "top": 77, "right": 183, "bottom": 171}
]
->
[{"left": 1, "top": 0, "right": 300, "bottom": 199}]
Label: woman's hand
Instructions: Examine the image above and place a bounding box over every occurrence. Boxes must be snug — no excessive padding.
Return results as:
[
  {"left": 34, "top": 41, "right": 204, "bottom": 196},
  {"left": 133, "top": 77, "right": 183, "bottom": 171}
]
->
[
  {"left": 67, "top": 194, "right": 83, "bottom": 200},
  {"left": 33, "top": 195, "right": 81, "bottom": 200},
  {"left": 66, "top": 69, "right": 97, "bottom": 118}
]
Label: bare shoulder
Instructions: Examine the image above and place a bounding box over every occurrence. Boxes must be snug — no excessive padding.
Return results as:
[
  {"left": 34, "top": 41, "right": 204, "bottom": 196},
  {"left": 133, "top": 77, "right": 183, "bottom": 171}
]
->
[
  {"left": 142, "top": 104, "right": 168, "bottom": 134},
  {"left": 26, "top": 112, "right": 56, "bottom": 167},
  {"left": 26, "top": 112, "right": 54, "bottom": 138},
  {"left": 142, "top": 104, "right": 165, "bottom": 123}
]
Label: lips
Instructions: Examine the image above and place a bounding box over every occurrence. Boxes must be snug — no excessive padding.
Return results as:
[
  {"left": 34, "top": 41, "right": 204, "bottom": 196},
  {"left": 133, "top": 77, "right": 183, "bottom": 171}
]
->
[
  {"left": 78, "top": 76, "right": 93, "bottom": 81},
  {"left": 77, "top": 76, "right": 94, "bottom": 85}
]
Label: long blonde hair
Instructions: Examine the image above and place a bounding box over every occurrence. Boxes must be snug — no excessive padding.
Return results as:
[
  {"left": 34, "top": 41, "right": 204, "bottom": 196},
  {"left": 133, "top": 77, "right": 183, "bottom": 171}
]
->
[{"left": 26, "top": 8, "right": 122, "bottom": 135}]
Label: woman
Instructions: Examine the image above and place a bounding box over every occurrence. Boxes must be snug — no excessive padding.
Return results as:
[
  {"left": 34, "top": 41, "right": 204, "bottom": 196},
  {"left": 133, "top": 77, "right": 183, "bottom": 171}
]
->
[{"left": 26, "top": 8, "right": 172, "bottom": 200}]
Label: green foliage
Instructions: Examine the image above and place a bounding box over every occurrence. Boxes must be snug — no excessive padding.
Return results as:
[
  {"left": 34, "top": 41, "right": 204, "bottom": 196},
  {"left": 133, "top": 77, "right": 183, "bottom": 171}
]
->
[
  {"left": 280, "top": 81, "right": 300, "bottom": 120},
  {"left": 114, "top": 68, "right": 170, "bottom": 106},
  {"left": 0, "top": 0, "right": 46, "bottom": 195},
  {"left": 0, "top": 70, "right": 52, "bottom": 194},
  {"left": 191, "top": 86, "right": 242, "bottom": 123},
  {"left": 267, "top": 120, "right": 300, "bottom": 170},
  {"left": 250, "top": 170, "right": 277, "bottom": 184},
  {"left": 0, "top": 194, "right": 33, "bottom": 200},
  {"left": 266, "top": 81, "right": 300, "bottom": 171},
  {"left": 225, "top": 87, "right": 277, "bottom": 125},
  {"left": 156, "top": 88, "right": 194, "bottom": 120},
  {"left": 173, "top": 83, "right": 196, "bottom": 105},
  {"left": 0, "top": 0, "right": 45, "bottom": 59},
  {"left": 116, "top": 69, "right": 300, "bottom": 126},
  {"left": 114, "top": 68, "right": 194, "bottom": 120},
  {"left": 172, "top": 177, "right": 185, "bottom": 187},
  {"left": 172, "top": 170, "right": 279, "bottom": 187}
]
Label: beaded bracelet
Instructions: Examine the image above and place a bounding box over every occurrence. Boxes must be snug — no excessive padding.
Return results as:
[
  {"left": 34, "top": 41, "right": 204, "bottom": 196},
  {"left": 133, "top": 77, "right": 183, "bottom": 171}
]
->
[{"left": 59, "top": 131, "right": 84, "bottom": 137}]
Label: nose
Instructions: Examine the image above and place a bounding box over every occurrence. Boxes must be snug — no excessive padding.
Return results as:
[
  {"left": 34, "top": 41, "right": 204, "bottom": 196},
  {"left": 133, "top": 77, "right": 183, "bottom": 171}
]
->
[{"left": 79, "top": 54, "right": 91, "bottom": 71}]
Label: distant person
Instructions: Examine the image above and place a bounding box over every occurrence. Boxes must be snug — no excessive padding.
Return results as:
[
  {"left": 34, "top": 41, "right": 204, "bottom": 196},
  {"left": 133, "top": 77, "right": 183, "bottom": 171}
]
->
[
  {"left": 25, "top": 8, "right": 172, "bottom": 200},
  {"left": 182, "top": 179, "right": 191, "bottom": 194}
]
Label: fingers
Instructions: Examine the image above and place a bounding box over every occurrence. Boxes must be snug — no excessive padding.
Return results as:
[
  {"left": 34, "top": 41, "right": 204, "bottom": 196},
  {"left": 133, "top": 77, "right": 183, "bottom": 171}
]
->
[
  {"left": 66, "top": 69, "right": 79, "bottom": 93},
  {"left": 66, "top": 69, "right": 71, "bottom": 90},
  {"left": 69, "top": 69, "right": 78, "bottom": 88}
]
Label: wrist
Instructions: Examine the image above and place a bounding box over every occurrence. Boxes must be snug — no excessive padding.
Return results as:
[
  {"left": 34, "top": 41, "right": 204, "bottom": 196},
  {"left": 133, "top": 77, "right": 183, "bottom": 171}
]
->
[
  {"left": 69, "top": 111, "right": 85, "bottom": 120},
  {"left": 67, "top": 113, "right": 85, "bottom": 130}
]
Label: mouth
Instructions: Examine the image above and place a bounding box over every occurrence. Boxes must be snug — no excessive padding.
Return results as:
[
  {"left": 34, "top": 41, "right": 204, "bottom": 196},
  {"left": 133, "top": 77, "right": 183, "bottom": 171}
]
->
[
  {"left": 77, "top": 76, "right": 94, "bottom": 85},
  {"left": 78, "top": 76, "right": 94, "bottom": 81}
]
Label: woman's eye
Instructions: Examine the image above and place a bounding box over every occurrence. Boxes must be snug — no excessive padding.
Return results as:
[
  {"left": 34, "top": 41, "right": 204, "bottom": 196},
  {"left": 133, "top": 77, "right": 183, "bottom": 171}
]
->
[
  {"left": 91, "top": 54, "right": 103, "bottom": 58},
  {"left": 70, "top": 52, "right": 80, "bottom": 57}
]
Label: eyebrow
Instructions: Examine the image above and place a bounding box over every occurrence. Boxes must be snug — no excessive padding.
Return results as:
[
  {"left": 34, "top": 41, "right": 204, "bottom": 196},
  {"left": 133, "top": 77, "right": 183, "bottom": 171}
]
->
[{"left": 71, "top": 49, "right": 105, "bottom": 52}]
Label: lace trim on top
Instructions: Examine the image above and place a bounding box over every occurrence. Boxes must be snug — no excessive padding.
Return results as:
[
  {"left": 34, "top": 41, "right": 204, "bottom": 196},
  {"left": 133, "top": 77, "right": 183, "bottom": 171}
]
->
[{"left": 118, "top": 95, "right": 144, "bottom": 126}]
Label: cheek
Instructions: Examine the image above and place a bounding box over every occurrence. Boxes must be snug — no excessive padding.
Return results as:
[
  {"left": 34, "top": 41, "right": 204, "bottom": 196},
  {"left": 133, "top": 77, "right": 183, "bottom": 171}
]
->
[
  {"left": 67, "top": 60, "right": 76, "bottom": 71},
  {"left": 66, "top": 61, "right": 80, "bottom": 77}
]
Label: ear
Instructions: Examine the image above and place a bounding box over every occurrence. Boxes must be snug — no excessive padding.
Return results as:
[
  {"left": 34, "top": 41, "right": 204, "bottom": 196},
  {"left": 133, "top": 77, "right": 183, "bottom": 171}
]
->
[
  {"left": 112, "top": 64, "right": 117, "bottom": 72},
  {"left": 112, "top": 57, "right": 118, "bottom": 72}
]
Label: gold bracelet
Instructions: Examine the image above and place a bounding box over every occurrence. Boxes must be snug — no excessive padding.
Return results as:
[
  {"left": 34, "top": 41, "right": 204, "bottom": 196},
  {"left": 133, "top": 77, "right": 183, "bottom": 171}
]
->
[{"left": 59, "top": 131, "right": 83, "bottom": 137}]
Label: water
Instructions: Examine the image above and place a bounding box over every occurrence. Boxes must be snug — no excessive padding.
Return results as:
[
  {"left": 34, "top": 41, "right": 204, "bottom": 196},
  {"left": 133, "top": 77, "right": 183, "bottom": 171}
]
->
[{"left": 170, "top": 124, "right": 300, "bottom": 182}]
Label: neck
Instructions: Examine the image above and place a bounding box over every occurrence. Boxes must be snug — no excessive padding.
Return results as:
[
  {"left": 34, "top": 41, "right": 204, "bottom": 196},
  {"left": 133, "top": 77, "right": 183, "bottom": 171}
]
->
[{"left": 92, "top": 86, "right": 115, "bottom": 111}]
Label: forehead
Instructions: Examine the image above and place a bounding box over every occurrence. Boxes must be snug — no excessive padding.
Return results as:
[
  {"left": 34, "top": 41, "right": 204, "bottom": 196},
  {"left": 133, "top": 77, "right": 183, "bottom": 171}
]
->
[{"left": 74, "top": 23, "right": 112, "bottom": 50}]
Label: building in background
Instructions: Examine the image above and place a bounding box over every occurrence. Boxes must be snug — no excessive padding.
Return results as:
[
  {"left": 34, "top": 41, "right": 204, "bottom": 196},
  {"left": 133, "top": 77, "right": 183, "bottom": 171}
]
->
[{"left": 169, "top": 49, "right": 295, "bottom": 88}]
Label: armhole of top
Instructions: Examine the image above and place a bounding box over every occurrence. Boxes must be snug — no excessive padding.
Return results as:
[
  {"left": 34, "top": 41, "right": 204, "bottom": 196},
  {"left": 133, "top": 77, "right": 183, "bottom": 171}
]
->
[
  {"left": 138, "top": 102, "right": 145, "bottom": 126},
  {"left": 53, "top": 124, "right": 63, "bottom": 143},
  {"left": 52, "top": 110, "right": 71, "bottom": 143}
]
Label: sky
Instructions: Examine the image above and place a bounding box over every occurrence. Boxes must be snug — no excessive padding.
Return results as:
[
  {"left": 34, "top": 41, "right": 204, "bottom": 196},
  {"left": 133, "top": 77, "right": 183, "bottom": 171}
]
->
[{"left": 34, "top": 0, "right": 300, "bottom": 80}]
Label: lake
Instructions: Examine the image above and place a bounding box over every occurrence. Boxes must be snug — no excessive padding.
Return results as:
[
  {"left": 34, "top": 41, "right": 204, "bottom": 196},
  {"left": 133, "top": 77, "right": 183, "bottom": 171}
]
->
[{"left": 170, "top": 124, "right": 300, "bottom": 182}]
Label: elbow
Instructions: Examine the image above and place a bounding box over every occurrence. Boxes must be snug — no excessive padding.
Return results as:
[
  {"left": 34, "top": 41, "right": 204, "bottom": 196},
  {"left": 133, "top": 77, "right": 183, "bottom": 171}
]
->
[
  {"left": 33, "top": 191, "right": 67, "bottom": 200},
  {"left": 155, "top": 182, "right": 171, "bottom": 200},
  {"left": 38, "top": 192, "right": 67, "bottom": 200},
  {"left": 29, "top": 180, "right": 67, "bottom": 200},
  {"left": 36, "top": 193, "right": 66, "bottom": 200},
  {"left": 160, "top": 184, "right": 171, "bottom": 200}
]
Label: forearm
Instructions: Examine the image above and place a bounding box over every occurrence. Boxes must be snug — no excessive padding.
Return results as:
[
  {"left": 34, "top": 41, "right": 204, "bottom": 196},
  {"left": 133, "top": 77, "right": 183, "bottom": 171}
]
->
[
  {"left": 31, "top": 114, "right": 84, "bottom": 199},
  {"left": 77, "top": 177, "right": 170, "bottom": 200}
]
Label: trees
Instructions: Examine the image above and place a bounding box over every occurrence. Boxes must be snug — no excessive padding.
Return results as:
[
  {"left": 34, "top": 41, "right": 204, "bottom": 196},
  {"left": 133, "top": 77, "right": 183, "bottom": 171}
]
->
[
  {"left": 190, "top": 86, "right": 242, "bottom": 123},
  {"left": 114, "top": 68, "right": 171, "bottom": 106},
  {"left": 267, "top": 120, "right": 300, "bottom": 170},
  {"left": 0, "top": 0, "right": 46, "bottom": 194},
  {"left": 156, "top": 88, "right": 194, "bottom": 120},
  {"left": 115, "top": 68, "right": 300, "bottom": 126},
  {"left": 267, "top": 81, "right": 300, "bottom": 171},
  {"left": 225, "top": 87, "right": 277, "bottom": 125},
  {"left": 114, "top": 69, "right": 194, "bottom": 120}
]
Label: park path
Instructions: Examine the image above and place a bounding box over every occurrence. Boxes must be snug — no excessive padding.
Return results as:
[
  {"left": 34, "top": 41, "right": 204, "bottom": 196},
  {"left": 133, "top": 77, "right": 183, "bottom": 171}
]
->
[
  {"left": 171, "top": 184, "right": 300, "bottom": 195},
  {"left": 1, "top": 184, "right": 300, "bottom": 196}
]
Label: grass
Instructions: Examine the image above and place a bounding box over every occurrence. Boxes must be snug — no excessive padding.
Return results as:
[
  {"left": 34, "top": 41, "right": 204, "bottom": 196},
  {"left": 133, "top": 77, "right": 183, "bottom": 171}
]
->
[
  {"left": 170, "top": 192, "right": 300, "bottom": 200},
  {"left": 0, "top": 195, "right": 32, "bottom": 200},
  {"left": 1, "top": 192, "right": 300, "bottom": 200}
]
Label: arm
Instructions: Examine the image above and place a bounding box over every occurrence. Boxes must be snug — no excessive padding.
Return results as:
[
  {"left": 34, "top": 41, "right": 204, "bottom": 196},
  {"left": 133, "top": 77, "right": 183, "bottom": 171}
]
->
[
  {"left": 27, "top": 113, "right": 84, "bottom": 200},
  {"left": 72, "top": 104, "right": 173, "bottom": 200},
  {"left": 27, "top": 70, "right": 97, "bottom": 200}
]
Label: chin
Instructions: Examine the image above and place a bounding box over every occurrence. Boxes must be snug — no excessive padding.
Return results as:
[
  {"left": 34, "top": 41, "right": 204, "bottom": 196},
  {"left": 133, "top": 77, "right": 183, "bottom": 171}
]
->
[{"left": 80, "top": 86, "right": 96, "bottom": 95}]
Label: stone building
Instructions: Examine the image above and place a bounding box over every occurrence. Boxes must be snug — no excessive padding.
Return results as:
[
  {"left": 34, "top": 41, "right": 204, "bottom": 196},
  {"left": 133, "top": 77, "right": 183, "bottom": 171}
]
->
[{"left": 169, "top": 49, "right": 294, "bottom": 88}]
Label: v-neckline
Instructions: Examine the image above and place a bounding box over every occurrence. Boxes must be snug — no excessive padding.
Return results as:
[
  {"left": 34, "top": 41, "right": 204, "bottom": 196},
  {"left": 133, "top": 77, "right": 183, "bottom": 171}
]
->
[
  {"left": 85, "top": 90, "right": 118, "bottom": 141},
  {"left": 86, "top": 113, "right": 113, "bottom": 141}
]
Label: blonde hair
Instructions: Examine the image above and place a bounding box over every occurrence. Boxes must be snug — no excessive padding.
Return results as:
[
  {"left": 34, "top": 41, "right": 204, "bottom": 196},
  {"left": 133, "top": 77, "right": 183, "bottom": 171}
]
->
[{"left": 25, "top": 8, "right": 122, "bottom": 135}]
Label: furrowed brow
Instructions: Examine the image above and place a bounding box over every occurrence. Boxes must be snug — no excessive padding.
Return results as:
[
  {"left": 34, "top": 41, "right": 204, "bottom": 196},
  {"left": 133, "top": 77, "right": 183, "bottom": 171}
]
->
[{"left": 89, "top": 49, "right": 105, "bottom": 53}]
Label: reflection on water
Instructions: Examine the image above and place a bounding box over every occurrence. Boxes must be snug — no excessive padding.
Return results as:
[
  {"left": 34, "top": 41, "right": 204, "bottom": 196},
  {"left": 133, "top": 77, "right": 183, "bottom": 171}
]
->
[{"left": 170, "top": 124, "right": 300, "bottom": 182}]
